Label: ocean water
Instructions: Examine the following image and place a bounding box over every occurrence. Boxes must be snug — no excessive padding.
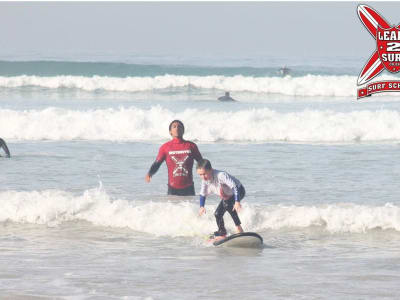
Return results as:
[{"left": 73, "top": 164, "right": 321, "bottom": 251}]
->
[{"left": 1, "top": 56, "right": 400, "bottom": 299}]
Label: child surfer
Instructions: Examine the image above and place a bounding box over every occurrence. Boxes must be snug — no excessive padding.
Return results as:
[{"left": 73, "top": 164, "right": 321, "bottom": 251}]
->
[{"left": 197, "top": 159, "right": 245, "bottom": 239}]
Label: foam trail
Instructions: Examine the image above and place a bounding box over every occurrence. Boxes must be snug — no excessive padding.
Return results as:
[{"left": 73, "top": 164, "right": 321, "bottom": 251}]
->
[
  {"left": 0, "top": 74, "right": 365, "bottom": 97},
  {"left": 1, "top": 189, "right": 400, "bottom": 235},
  {"left": 2, "top": 106, "right": 400, "bottom": 142},
  {"left": 241, "top": 203, "right": 400, "bottom": 233}
]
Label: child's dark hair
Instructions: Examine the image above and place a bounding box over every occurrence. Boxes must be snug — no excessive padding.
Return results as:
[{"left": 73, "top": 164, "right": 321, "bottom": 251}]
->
[
  {"left": 197, "top": 159, "right": 212, "bottom": 170},
  {"left": 169, "top": 120, "right": 185, "bottom": 132}
]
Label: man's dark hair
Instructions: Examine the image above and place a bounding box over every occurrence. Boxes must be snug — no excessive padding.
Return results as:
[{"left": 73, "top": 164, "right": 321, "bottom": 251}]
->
[
  {"left": 169, "top": 120, "right": 185, "bottom": 132},
  {"left": 197, "top": 159, "right": 212, "bottom": 170}
]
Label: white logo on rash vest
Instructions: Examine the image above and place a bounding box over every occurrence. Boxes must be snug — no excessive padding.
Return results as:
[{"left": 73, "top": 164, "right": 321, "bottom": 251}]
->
[
  {"left": 170, "top": 155, "right": 189, "bottom": 177},
  {"left": 168, "top": 150, "right": 191, "bottom": 177},
  {"left": 169, "top": 150, "right": 191, "bottom": 155}
]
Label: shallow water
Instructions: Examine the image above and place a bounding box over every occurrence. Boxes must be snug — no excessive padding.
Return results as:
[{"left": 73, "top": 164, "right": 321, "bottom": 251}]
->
[{"left": 2, "top": 58, "right": 400, "bottom": 299}]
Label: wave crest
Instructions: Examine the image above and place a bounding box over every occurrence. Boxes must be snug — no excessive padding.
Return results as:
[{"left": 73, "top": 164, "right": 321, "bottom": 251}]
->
[
  {"left": 1, "top": 106, "right": 400, "bottom": 142},
  {"left": 1, "top": 189, "right": 400, "bottom": 235},
  {"left": 0, "top": 74, "right": 360, "bottom": 97}
]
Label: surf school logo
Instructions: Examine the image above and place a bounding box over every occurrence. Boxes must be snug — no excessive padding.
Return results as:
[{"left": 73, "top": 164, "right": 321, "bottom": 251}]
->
[
  {"left": 377, "top": 27, "right": 400, "bottom": 73},
  {"left": 357, "top": 5, "right": 400, "bottom": 99}
]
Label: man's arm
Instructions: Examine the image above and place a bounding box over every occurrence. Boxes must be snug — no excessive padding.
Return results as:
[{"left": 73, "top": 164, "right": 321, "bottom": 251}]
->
[
  {"left": 146, "top": 160, "right": 162, "bottom": 178},
  {"left": 192, "top": 143, "right": 203, "bottom": 162},
  {"left": 145, "top": 145, "right": 166, "bottom": 182},
  {"left": 0, "top": 138, "right": 10, "bottom": 158},
  {"left": 145, "top": 160, "right": 163, "bottom": 182}
]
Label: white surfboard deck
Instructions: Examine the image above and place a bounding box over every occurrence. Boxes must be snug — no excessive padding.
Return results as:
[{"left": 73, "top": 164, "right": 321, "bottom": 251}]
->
[{"left": 212, "top": 232, "right": 263, "bottom": 248}]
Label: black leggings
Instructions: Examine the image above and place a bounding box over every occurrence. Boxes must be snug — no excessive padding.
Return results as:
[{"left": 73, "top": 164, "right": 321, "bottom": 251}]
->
[
  {"left": 167, "top": 184, "right": 195, "bottom": 196},
  {"left": 214, "top": 185, "right": 245, "bottom": 235}
]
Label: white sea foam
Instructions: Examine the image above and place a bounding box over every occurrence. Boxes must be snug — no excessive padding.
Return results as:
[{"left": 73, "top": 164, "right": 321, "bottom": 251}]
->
[
  {"left": 1, "top": 189, "right": 400, "bottom": 235},
  {"left": 245, "top": 203, "right": 400, "bottom": 233},
  {"left": 1, "top": 106, "right": 400, "bottom": 142},
  {"left": 0, "top": 74, "right": 368, "bottom": 97}
]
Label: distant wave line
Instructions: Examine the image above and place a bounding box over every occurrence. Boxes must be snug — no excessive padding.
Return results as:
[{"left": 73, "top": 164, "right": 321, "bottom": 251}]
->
[{"left": 0, "top": 74, "right": 366, "bottom": 97}]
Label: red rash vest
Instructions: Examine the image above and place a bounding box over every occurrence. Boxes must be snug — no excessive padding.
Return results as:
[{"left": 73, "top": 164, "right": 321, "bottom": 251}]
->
[{"left": 156, "top": 138, "right": 202, "bottom": 189}]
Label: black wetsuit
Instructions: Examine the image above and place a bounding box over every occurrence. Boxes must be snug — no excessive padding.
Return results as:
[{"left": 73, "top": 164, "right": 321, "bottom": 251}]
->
[
  {"left": 214, "top": 185, "right": 246, "bottom": 235},
  {"left": 0, "top": 138, "right": 10, "bottom": 158},
  {"left": 167, "top": 184, "right": 195, "bottom": 196}
]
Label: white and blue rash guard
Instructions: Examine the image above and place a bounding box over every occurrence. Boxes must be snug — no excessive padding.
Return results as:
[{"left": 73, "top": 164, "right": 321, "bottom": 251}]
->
[{"left": 199, "top": 169, "right": 242, "bottom": 207}]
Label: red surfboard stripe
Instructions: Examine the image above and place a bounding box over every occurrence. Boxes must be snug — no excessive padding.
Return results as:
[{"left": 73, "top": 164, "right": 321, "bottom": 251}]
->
[
  {"left": 365, "top": 62, "right": 384, "bottom": 82},
  {"left": 364, "top": 6, "right": 390, "bottom": 29},
  {"left": 359, "top": 51, "right": 379, "bottom": 78},
  {"left": 359, "top": 11, "right": 379, "bottom": 37}
]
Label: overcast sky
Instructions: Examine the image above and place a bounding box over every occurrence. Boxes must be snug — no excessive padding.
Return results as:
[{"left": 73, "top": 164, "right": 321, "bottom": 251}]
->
[{"left": 0, "top": 2, "right": 399, "bottom": 60}]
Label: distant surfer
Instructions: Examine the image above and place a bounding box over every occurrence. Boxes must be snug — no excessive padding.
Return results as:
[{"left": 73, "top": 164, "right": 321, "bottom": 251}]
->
[
  {"left": 279, "top": 66, "right": 290, "bottom": 76},
  {"left": 218, "top": 91, "right": 236, "bottom": 102},
  {"left": 197, "top": 159, "right": 245, "bottom": 239},
  {"left": 145, "top": 120, "right": 203, "bottom": 196},
  {"left": 0, "top": 138, "right": 10, "bottom": 158}
]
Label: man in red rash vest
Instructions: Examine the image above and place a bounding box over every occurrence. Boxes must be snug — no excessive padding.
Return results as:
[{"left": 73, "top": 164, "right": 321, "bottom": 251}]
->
[{"left": 145, "top": 120, "right": 203, "bottom": 196}]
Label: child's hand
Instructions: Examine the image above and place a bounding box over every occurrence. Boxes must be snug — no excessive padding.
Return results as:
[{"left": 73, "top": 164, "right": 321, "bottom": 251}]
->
[
  {"left": 199, "top": 207, "right": 206, "bottom": 216},
  {"left": 233, "top": 201, "right": 241, "bottom": 212}
]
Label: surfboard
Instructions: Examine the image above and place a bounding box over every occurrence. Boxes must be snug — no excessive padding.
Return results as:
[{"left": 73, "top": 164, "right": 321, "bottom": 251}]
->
[{"left": 211, "top": 232, "right": 263, "bottom": 248}]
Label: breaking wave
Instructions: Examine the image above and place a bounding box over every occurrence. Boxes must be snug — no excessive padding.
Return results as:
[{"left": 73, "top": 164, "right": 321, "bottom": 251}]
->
[
  {"left": 1, "top": 106, "right": 400, "bottom": 143},
  {"left": 1, "top": 189, "right": 400, "bottom": 235}
]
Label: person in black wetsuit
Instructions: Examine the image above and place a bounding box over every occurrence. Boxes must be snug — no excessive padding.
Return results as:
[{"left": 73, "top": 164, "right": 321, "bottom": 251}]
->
[
  {"left": 0, "top": 138, "right": 10, "bottom": 158},
  {"left": 279, "top": 66, "right": 290, "bottom": 76},
  {"left": 218, "top": 92, "right": 236, "bottom": 102}
]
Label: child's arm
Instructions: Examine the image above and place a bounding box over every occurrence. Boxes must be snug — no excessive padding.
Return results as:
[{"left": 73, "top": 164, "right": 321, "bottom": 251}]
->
[
  {"left": 233, "top": 201, "right": 241, "bottom": 212},
  {"left": 198, "top": 180, "right": 208, "bottom": 216},
  {"left": 199, "top": 195, "right": 206, "bottom": 215},
  {"left": 219, "top": 172, "right": 242, "bottom": 211}
]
